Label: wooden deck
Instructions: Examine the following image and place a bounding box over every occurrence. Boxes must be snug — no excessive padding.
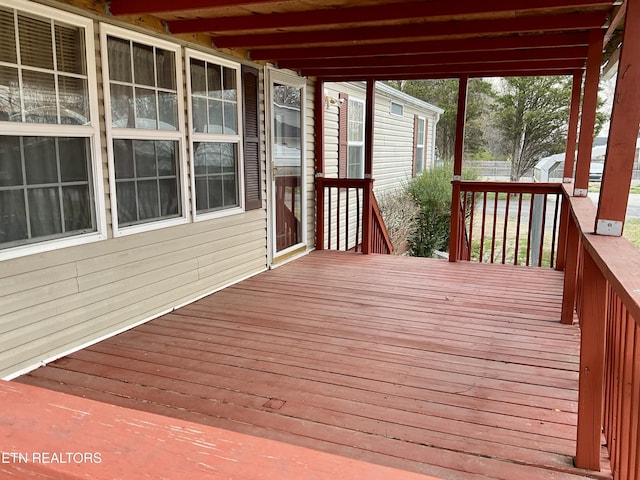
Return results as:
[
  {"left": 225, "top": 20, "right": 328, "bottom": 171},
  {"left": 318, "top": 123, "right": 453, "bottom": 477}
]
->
[{"left": 16, "top": 251, "right": 611, "bottom": 479}]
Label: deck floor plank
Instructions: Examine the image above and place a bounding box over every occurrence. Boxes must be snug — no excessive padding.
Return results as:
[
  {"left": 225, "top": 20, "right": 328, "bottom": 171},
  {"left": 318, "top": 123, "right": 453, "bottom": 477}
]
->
[{"left": 16, "top": 251, "right": 611, "bottom": 479}]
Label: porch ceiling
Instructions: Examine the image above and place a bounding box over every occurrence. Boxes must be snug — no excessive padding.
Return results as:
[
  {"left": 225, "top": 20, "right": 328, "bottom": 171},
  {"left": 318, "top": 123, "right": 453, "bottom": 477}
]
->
[{"left": 107, "top": 0, "right": 624, "bottom": 80}]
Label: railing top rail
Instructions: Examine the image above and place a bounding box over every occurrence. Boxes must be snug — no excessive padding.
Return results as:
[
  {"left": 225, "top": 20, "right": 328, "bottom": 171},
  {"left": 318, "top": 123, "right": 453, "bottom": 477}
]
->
[
  {"left": 459, "top": 180, "right": 563, "bottom": 195},
  {"left": 561, "top": 183, "right": 640, "bottom": 325},
  {"left": 316, "top": 177, "right": 370, "bottom": 189}
]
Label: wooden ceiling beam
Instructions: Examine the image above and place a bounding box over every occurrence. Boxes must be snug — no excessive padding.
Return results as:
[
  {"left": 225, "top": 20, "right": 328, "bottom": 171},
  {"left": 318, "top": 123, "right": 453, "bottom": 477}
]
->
[
  {"left": 317, "top": 69, "right": 579, "bottom": 82},
  {"left": 278, "top": 46, "right": 589, "bottom": 70},
  {"left": 249, "top": 32, "right": 591, "bottom": 60},
  {"left": 299, "top": 59, "right": 585, "bottom": 77},
  {"left": 167, "top": 0, "right": 614, "bottom": 34},
  {"left": 604, "top": 1, "right": 626, "bottom": 46},
  {"left": 108, "top": 0, "right": 279, "bottom": 16},
  {"left": 213, "top": 12, "right": 608, "bottom": 49}
]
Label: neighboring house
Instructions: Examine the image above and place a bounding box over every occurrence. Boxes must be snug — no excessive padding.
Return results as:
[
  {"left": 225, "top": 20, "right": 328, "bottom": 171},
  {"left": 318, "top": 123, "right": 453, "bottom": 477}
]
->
[{"left": 323, "top": 82, "right": 442, "bottom": 195}]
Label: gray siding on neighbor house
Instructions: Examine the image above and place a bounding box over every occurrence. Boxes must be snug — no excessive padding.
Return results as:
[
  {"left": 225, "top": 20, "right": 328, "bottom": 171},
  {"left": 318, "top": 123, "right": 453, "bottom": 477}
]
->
[{"left": 323, "top": 82, "right": 441, "bottom": 196}]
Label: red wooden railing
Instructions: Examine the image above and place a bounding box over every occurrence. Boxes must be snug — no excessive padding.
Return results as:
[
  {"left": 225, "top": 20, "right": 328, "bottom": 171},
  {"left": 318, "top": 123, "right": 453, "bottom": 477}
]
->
[
  {"left": 315, "top": 177, "right": 393, "bottom": 254},
  {"left": 560, "top": 184, "right": 640, "bottom": 478},
  {"left": 449, "top": 180, "right": 640, "bottom": 476},
  {"left": 451, "top": 181, "right": 563, "bottom": 268}
]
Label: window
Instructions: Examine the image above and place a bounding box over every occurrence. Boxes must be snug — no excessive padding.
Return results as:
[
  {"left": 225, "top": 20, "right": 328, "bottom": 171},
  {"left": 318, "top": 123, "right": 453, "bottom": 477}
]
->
[
  {"left": 0, "top": 1, "right": 103, "bottom": 258},
  {"left": 415, "top": 116, "right": 426, "bottom": 174},
  {"left": 187, "top": 50, "right": 242, "bottom": 216},
  {"left": 347, "top": 98, "right": 365, "bottom": 179},
  {"left": 390, "top": 101, "right": 404, "bottom": 116},
  {"left": 101, "top": 25, "right": 186, "bottom": 234}
]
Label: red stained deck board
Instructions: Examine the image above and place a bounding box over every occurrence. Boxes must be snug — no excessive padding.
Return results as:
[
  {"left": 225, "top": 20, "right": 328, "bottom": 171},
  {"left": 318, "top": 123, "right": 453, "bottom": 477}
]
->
[
  {"left": 0, "top": 381, "right": 440, "bottom": 480},
  {"left": 15, "top": 251, "right": 611, "bottom": 480}
]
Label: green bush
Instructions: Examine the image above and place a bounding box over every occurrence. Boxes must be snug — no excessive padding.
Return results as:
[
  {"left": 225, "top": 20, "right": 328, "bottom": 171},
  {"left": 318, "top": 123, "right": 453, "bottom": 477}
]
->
[{"left": 407, "top": 163, "right": 477, "bottom": 257}]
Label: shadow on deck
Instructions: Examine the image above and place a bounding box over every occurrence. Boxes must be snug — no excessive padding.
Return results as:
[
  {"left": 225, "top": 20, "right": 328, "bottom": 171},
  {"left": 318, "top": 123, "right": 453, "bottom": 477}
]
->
[{"left": 15, "top": 251, "right": 611, "bottom": 479}]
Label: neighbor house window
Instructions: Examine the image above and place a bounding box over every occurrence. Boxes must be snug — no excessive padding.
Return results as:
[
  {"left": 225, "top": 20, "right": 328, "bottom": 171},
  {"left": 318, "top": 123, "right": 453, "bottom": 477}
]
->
[
  {"left": 415, "top": 116, "right": 426, "bottom": 174},
  {"left": 0, "top": 1, "right": 102, "bottom": 257},
  {"left": 347, "top": 98, "right": 365, "bottom": 179},
  {"left": 390, "top": 101, "right": 404, "bottom": 116},
  {"left": 101, "top": 25, "right": 186, "bottom": 234},
  {"left": 187, "top": 50, "right": 242, "bottom": 216}
]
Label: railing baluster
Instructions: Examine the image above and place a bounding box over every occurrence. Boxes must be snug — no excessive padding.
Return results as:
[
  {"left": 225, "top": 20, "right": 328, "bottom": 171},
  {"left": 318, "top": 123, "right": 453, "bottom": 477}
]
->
[
  {"left": 479, "top": 191, "right": 487, "bottom": 262},
  {"left": 356, "top": 188, "right": 361, "bottom": 252},
  {"left": 327, "top": 187, "right": 332, "bottom": 250},
  {"left": 549, "top": 194, "right": 560, "bottom": 269},
  {"left": 630, "top": 322, "right": 640, "bottom": 479},
  {"left": 461, "top": 190, "right": 469, "bottom": 259},
  {"left": 514, "top": 193, "right": 523, "bottom": 265},
  {"left": 345, "top": 188, "right": 350, "bottom": 250},
  {"left": 468, "top": 190, "right": 475, "bottom": 262},
  {"left": 537, "top": 193, "right": 548, "bottom": 267},
  {"left": 619, "top": 312, "right": 635, "bottom": 480},
  {"left": 490, "top": 192, "right": 499, "bottom": 263},
  {"left": 501, "top": 192, "right": 510, "bottom": 264},
  {"left": 526, "top": 194, "right": 534, "bottom": 266}
]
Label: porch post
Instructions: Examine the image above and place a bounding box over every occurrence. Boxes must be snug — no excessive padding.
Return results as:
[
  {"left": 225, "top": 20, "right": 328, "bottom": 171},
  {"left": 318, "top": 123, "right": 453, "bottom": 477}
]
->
[
  {"left": 575, "top": 247, "right": 607, "bottom": 471},
  {"left": 574, "top": 29, "right": 604, "bottom": 197},
  {"left": 560, "top": 212, "right": 580, "bottom": 325},
  {"left": 449, "top": 75, "right": 468, "bottom": 262},
  {"left": 315, "top": 78, "right": 325, "bottom": 250},
  {"left": 563, "top": 70, "right": 583, "bottom": 182},
  {"left": 596, "top": 0, "right": 640, "bottom": 235},
  {"left": 362, "top": 78, "right": 376, "bottom": 254}
]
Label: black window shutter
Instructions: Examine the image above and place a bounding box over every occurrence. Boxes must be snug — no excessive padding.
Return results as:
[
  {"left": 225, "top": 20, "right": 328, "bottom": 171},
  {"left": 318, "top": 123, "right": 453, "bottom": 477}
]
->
[{"left": 242, "top": 65, "right": 262, "bottom": 211}]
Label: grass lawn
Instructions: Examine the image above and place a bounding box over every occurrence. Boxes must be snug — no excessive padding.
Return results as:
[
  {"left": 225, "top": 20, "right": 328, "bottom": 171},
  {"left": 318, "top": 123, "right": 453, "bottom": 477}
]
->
[
  {"left": 589, "top": 183, "right": 640, "bottom": 194},
  {"left": 624, "top": 219, "right": 640, "bottom": 248}
]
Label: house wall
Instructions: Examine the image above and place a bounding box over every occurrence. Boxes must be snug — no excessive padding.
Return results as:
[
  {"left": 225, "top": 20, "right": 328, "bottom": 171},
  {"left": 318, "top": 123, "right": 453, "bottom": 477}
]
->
[
  {"left": 319, "top": 82, "right": 441, "bottom": 250},
  {"left": 0, "top": 0, "right": 314, "bottom": 378},
  {"left": 323, "top": 82, "right": 441, "bottom": 195}
]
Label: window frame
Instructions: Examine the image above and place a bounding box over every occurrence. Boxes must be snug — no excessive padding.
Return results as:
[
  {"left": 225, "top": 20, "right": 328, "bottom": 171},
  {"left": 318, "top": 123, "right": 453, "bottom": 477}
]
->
[
  {"left": 185, "top": 48, "right": 244, "bottom": 221},
  {"left": 347, "top": 96, "right": 365, "bottom": 179},
  {"left": 390, "top": 101, "right": 404, "bottom": 117},
  {"left": 416, "top": 116, "right": 426, "bottom": 175},
  {"left": 0, "top": 0, "right": 105, "bottom": 261},
  {"left": 100, "top": 23, "right": 188, "bottom": 237}
]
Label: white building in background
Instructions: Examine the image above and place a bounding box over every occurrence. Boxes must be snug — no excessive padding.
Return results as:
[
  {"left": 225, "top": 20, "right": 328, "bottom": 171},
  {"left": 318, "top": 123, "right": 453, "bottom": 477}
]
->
[{"left": 323, "top": 82, "right": 443, "bottom": 195}]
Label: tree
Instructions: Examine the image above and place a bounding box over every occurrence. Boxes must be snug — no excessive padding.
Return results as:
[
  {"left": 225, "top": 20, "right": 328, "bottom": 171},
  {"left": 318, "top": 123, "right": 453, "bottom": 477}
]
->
[
  {"left": 386, "top": 79, "right": 494, "bottom": 162},
  {"left": 494, "top": 76, "right": 572, "bottom": 181}
]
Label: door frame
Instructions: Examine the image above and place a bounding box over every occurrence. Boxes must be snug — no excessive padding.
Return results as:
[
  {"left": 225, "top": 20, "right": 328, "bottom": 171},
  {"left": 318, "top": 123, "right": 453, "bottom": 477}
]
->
[{"left": 265, "top": 67, "right": 308, "bottom": 267}]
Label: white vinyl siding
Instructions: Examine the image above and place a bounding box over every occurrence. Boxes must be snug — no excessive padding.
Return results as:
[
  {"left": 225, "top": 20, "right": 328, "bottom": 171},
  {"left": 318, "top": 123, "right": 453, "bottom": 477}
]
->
[{"left": 0, "top": 211, "right": 267, "bottom": 379}]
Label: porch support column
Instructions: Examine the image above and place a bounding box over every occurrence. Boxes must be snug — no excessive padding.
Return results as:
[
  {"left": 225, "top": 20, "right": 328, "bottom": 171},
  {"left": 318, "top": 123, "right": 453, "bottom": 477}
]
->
[
  {"left": 563, "top": 70, "right": 584, "bottom": 182},
  {"left": 362, "top": 78, "right": 376, "bottom": 254},
  {"left": 596, "top": 0, "right": 640, "bottom": 235},
  {"left": 314, "top": 78, "right": 325, "bottom": 250},
  {"left": 448, "top": 75, "right": 468, "bottom": 262},
  {"left": 574, "top": 29, "right": 604, "bottom": 196},
  {"left": 575, "top": 246, "right": 607, "bottom": 471}
]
